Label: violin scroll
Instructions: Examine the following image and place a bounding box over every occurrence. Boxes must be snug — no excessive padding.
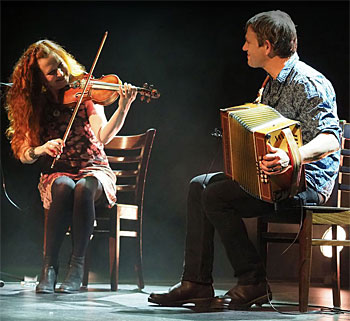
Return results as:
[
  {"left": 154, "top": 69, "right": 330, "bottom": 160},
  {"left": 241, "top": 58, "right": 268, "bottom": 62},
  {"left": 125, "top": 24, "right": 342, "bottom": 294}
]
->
[{"left": 140, "top": 82, "right": 160, "bottom": 103}]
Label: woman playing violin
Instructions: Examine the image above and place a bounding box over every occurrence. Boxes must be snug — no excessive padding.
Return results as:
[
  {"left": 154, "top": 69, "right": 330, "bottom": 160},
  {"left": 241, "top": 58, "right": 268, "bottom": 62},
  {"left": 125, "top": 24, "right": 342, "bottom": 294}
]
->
[{"left": 5, "top": 39, "right": 137, "bottom": 293}]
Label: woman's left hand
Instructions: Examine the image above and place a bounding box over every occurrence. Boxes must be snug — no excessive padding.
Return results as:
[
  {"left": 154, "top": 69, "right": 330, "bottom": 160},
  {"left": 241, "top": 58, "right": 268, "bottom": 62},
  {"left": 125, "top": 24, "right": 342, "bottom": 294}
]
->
[
  {"left": 118, "top": 82, "right": 137, "bottom": 110},
  {"left": 260, "top": 143, "right": 291, "bottom": 175}
]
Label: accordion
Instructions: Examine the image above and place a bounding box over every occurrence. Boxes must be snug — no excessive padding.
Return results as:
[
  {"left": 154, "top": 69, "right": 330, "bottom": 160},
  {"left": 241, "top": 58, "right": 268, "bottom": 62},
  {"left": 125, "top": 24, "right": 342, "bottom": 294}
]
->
[{"left": 220, "top": 103, "right": 305, "bottom": 203}]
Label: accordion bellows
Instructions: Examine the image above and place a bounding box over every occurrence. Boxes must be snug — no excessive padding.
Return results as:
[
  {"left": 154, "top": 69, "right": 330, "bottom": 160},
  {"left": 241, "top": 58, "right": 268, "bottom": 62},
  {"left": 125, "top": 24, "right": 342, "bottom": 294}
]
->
[{"left": 220, "top": 103, "right": 305, "bottom": 203}]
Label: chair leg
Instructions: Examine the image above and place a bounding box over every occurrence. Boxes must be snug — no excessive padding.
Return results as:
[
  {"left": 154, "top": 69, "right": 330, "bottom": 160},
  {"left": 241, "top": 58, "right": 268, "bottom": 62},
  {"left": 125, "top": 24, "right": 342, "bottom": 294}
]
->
[
  {"left": 257, "top": 218, "right": 268, "bottom": 269},
  {"left": 135, "top": 235, "right": 144, "bottom": 290},
  {"left": 109, "top": 210, "right": 120, "bottom": 291},
  {"left": 115, "top": 235, "right": 120, "bottom": 291},
  {"left": 331, "top": 225, "right": 341, "bottom": 308},
  {"left": 109, "top": 236, "right": 118, "bottom": 291},
  {"left": 298, "top": 210, "right": 313, "bottom": 312}
]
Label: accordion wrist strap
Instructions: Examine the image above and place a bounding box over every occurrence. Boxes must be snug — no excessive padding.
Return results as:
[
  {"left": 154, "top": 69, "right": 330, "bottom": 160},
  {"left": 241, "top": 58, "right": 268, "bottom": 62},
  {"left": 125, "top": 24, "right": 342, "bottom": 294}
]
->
[{"left": 281, "top": 128, "right": 303, "bottom": 198}]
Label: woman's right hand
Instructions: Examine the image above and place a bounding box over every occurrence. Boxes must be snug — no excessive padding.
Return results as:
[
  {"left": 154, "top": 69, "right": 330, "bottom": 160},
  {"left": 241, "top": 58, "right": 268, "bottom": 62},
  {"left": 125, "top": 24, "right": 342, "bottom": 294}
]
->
[{"left": 37, "top": 138, "right": 65, "bottom": 158}]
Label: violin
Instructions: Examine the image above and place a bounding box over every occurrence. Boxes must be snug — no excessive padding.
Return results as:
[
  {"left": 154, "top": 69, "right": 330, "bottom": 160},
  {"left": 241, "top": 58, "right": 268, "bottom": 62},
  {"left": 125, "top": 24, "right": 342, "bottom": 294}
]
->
[
  {"left": 63, "top": 73, "right": 160, "bottom": 106},
  {"left": 52, "top": 31, "right": 160, "bottom": 169}
]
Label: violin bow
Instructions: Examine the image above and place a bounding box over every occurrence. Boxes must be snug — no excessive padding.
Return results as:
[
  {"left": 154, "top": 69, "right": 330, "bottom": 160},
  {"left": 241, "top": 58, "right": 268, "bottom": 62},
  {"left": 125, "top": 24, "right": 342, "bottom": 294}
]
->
[{"left": 51, "top": 31, "right": 108, "bottom": 168}]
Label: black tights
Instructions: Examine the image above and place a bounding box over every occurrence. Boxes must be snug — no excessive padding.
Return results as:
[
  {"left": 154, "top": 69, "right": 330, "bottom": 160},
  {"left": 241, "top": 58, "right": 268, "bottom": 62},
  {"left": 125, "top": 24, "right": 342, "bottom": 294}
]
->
[{"left": 45, "top": 175, "right": 104, "bottom": 264}]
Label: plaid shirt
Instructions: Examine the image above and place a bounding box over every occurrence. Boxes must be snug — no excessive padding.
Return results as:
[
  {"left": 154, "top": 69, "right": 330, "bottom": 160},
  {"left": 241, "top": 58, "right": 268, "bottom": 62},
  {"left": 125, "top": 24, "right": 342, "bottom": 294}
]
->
[{"left": 261, "top": 53, "right": 341, "bottom": 201}]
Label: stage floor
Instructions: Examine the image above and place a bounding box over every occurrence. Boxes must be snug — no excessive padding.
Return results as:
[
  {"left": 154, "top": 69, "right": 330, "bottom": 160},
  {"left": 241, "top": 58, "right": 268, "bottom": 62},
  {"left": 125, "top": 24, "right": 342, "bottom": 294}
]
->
[{"left": 0, "top": 281, "right": 349, "bottom": 321}]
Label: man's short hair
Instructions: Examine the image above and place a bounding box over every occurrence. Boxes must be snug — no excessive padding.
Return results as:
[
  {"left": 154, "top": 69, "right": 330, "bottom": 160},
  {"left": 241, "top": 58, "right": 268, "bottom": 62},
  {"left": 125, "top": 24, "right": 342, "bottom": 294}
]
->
[{"left": 245, "top": 10, "right": 298, "bottom": 58}]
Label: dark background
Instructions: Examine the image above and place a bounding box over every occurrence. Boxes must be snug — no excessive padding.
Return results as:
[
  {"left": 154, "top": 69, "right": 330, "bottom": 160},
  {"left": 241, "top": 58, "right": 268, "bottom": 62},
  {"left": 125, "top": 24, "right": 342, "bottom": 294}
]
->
[{"left": 1, "top": 1, "right": 349, "bottom": 287}]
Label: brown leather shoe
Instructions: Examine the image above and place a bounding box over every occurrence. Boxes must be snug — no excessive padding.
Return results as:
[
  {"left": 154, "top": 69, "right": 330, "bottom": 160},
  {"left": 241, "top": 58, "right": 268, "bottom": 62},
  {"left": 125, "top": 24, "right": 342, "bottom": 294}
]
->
[
  {"left": 148, "top": 281, "right": 214, "bottom": 307},
  {"left": 211, "top": 281, "right": 272, "bottom": 310}
]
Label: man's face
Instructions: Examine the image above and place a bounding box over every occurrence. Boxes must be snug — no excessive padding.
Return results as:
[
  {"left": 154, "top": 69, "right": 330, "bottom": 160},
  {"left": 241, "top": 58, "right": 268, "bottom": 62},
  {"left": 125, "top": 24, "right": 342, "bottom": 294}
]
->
[{"left": 242, "top": 26, "right": 267, "bottom": 68}]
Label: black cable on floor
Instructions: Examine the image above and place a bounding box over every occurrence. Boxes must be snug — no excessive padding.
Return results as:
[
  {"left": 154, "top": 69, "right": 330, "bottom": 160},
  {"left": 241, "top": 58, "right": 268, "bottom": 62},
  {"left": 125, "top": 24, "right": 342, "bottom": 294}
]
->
[{"left": 264, "top": 282, "right": 350, "bottom": 315}]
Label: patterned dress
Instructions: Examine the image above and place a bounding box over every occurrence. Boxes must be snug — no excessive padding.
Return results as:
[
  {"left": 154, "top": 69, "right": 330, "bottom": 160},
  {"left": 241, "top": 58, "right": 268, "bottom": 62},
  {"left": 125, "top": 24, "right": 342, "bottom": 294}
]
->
[{"left": 38, "top": 98, "right": 116, "bottom": 210}]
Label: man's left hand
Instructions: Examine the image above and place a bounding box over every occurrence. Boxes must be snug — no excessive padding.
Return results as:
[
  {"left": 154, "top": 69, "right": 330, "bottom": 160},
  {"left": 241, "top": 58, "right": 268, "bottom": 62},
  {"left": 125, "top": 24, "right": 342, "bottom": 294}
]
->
[{"left": 260, "top": 143, "right": 291, "bottom": 175}]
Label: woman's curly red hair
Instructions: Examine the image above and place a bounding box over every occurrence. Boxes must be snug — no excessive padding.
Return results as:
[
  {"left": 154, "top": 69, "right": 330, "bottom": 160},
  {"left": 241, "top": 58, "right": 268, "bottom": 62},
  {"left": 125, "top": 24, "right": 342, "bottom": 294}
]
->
[{"left": 5, "top": 40, "right": 85, "bottom": 159}]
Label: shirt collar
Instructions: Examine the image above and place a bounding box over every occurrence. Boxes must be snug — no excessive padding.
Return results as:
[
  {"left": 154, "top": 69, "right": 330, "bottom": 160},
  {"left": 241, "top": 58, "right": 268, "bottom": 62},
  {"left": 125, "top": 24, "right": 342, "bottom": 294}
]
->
[{"left": 274, "top": 52, "right": 299, "bottom": 83}]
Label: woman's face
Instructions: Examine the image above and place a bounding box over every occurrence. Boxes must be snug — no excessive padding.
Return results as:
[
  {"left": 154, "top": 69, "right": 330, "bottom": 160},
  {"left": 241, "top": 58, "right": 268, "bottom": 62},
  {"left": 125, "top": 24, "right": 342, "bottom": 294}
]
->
[{"left": 37, "top": 54, "right": 69, "bottom": 92}]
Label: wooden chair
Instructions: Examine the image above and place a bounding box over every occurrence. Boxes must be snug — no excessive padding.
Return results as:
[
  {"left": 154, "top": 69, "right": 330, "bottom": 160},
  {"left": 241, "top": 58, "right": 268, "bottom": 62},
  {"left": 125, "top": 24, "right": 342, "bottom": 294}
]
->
[
  {"left": 257, "top": 121, "right": 350, "bottom": 312},
  {"left": 82, "top": 128, "right": 156, "bottom": 291}
]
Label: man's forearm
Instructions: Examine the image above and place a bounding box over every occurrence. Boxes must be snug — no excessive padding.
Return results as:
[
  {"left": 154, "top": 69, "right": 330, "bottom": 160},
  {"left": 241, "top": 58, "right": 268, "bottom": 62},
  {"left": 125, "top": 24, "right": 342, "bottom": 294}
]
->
[{"left": 299, "top": 133, "right": 340, "bottom": 164}]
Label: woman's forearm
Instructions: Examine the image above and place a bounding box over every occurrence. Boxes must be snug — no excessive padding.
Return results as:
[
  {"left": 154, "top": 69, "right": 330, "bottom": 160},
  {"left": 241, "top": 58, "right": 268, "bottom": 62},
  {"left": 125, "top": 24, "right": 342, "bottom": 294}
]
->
[
  {"left": 99, "top": 104, "right": 130, "bottom": 144},
  {"left": 19, "top": 146, "right": 40, "bottom": 164}
]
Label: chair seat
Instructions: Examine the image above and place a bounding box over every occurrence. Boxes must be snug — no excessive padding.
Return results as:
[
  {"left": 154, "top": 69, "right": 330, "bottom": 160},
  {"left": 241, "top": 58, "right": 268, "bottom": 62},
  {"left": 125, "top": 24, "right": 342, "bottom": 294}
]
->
[
  {"left": 117, "top": 204, "right": 138, "bottom": 220},
  {"left": 303, "top": 205, "right": 350, "bottom": 212},
  {"left": 261, "top": 205, "right": 350, "bottom": 223}
]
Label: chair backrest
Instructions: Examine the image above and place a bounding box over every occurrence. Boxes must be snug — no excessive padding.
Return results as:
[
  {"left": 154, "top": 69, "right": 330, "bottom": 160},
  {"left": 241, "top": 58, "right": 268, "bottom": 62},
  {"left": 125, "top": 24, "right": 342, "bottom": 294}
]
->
[
  {"left": 104, "top": 128, "right": 156, "bottom": 214},
  {"left": 325, "top": 121, "right": 350, "bottom": 207},
  {"left": 338, "top": 121, "right": 350, "bottom": 207}
]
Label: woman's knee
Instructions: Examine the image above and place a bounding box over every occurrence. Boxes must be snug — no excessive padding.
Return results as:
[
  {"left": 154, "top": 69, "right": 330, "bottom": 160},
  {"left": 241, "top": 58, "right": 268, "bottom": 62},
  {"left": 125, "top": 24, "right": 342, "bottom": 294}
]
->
[
  {"left": 51, "top": 176, "right": 75, "bottom": 199},
  {"left": 74, "top": 176, "right": 100, "bottom": 201}
]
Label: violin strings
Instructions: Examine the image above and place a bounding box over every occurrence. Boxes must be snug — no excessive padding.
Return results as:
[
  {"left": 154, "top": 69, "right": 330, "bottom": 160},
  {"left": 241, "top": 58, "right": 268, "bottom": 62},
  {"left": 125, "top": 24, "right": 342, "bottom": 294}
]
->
[{"left": 90, "top": 81, "right": 147, "bottom": 93}]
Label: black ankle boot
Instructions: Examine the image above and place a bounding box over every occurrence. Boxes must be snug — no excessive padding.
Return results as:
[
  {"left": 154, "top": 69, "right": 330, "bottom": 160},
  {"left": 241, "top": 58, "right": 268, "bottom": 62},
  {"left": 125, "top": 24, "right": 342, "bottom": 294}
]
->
[
  {"left": 36, "top": 257, "right": 58, "bottom": 294},
  {"left": 56, "top": 255, "right": 84, "bottom": 294}
]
